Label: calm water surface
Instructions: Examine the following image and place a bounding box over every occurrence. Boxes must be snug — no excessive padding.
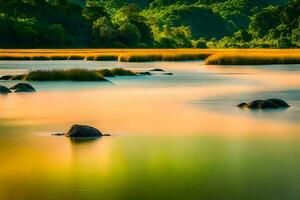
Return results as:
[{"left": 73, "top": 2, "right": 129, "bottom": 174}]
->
[{"left": 0, "top": 61, "right": 299, "bottom": 200}]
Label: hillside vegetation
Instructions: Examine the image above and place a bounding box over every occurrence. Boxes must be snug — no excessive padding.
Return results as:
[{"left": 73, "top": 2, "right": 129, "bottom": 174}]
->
[{"left": 0, "top": 0, "right": 298, "bottom": 48}]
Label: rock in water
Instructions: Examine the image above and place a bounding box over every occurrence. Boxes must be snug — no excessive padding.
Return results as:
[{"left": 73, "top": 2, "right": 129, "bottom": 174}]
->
[
  {"left": 149, "top": 68, "right": 164, "bottom": 72},
  {"left": 0, "top": 75, "right": 13, "bottom": 80},
  {"left": 246, "top": 100, "right": 265, "bottom": 109},
  {"left": 162, "top": 72, "right": 173, "bottom": 75},
  {"left": 10, "top": 83, "right": 36, "bottom": 92},
  {"left": 237, "top": 99, "right": 290, "bottom": 109},
  {"left": 265, "top": 99, "right": 290, "bottom": 108},
  {"left": 0, "top": 85, "right": 12, "bottom": 94},
  {"left": 65, "top": 124, "right": 103, "bottom": 137},
  {"left": 237, "top": 102, "right": 247, "bottom": 108},
  {"left": 138, "top": 72, "right": 152, "bottom": 76}
]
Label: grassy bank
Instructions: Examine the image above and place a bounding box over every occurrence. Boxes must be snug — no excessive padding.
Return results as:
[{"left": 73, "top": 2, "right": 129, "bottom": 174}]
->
[
  {"left": 204, "top": 52, "right": 300, "bottom": 65},
  {"left": 118, "top": 53, "right": 211, "bottom": 62},
  {"left": 0, "top": 49, "right": 300, "bottom": 64},
  {"left": 1, "top": 68, "right": 136, "bottom": 81}
]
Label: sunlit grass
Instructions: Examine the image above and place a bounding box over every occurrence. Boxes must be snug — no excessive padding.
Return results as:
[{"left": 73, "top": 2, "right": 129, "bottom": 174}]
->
[
  {"left": 1, "top": 68, "right": 136, "bottom": 81},
  {"left": 118, "top": 53, "right": 211, "bottom": 62},
  {"left": 0, "top": 49, "right": 299, "bottom": 64},
  {"left": 205, "top": 52, "right": 300, "bottom": 65}
]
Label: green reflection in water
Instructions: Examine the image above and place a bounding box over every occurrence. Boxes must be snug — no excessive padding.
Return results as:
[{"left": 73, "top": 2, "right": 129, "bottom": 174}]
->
[{"left": 0, "top": 133, "right": 300, "bottom": 200}]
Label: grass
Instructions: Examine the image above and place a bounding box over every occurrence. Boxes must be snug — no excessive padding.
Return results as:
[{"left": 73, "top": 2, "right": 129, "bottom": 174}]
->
[
  {"left": 118, "top": 53, "right": 211, "bottom": 62},
  {"left": 204, "top": 52, "right": 300, "bottom": 65},
  {"left": 0, "top": 49, "right": 299, "bottom": 64},
  {"left": 0, "top": 68, "right": 136, "bottom": 81},
  {"left": 26, "top": 69, "right": 107, "bottom": 81}
]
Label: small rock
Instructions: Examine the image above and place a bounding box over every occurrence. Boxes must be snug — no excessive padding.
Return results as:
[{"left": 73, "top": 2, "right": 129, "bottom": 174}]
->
[
  {"left": 138, "top": 72, "right": 152, "bottom": 76},
  {"left": 162, "top": 72, "right": 173, "bottom": 75},
  {"left": 10, "top": 83, "right": 36, "bottom": 93},
  {"left": 149, "top": 68, "right": 164, "bottom": 72},
  {"left": 237, "top": 99, "right": 290, "bottom": 109},
  {"left": 52, "top": 133, "right": 65, "bottom": 136},
  {"left": 237, "top": 102, "right": 247, "bottom": 108},
  {"left": 65, "top": 124, "right": 103, "bottom": 138},
  {"left": 0, "top": 75, "right": 13, "bottom": 80},
  {"left": 0, "top": 85, "right": 11, "bottom": 94}
]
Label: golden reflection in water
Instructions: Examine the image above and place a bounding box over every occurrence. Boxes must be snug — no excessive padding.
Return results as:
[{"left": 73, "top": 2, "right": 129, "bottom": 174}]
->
[{"left": 0, "top": 83, "right": 298, "bottom": 137}]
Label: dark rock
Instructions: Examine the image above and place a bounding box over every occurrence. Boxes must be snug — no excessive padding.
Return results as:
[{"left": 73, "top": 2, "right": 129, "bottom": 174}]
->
[
  {"left": 52, "top": 133, "right": 65, "bottom": 136},
  {"left": 265, "top": 99, "right": 290, "bottom": 108},
  {"left": 149, "top": 68, "right": 164, "bottom": 72},
  {"left": 138, "top": 72, "right": 152, "bottom": 76},
  {"left": 162, "top": 72, "right": 173, "bottom": 75},
  {"left": 0, "top": 85, "right": 11, "bottom": 94},
  {"left": 237, "top": 102, "right": 247, "bottom": 108},
  {"left": 0, "top": 75, "right": 13, "bottom": 80},
  {"left": 65, "top": 124, "right": 103, "bottom": 138},
  {"left": 246, "top": 100, "right": 264, "bottom": 109},
  {"left": 237, "top": 99, "right": 290, "bottom": 109},
  {"left": 10, "top": 83, "right": 36, "bottom": 93}
]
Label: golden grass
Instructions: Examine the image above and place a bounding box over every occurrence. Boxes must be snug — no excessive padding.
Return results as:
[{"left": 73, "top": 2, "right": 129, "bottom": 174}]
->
[
  {"left": 205, "top": 51, "right": 300, "bottom": 65},
  {"left": 118, "top": 53, "right": 211, "bottom": 62},
  {"left": 0, "top": 49, "right": 299, "bottom": 64}
]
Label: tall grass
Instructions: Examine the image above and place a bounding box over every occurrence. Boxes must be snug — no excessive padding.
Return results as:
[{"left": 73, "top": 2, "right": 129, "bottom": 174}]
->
[
  {"left": 118, "top": 53, "right": 211, "bottom": 62},
  {"left": 0, "top": 49, "right": 300, "bottom": 63},
  {"left": 0, "top": 68, "right": 137, "bottom": 81},
  {"left": 26, "top": 69, "right": 107, "bottom": 81},
  {"left": 205, "top": 52, "right": 300, "bottom": 65}
]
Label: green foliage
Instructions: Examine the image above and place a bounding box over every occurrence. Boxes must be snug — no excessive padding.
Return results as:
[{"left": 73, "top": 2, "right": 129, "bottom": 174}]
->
[
  {"left": 193, "top": 38, "right": 208, "bottom": 48},
  {"left": 0, "top": 0, "right": 297, "bottom": 48},
  {"left": 118, "top": 21, "right": 141, "bottom": 46},
  {"left": 154, "top": 25, "right": 193, "bottom": 48},
  {"left": 93, "top": 16, "right": 116, "bottom": 46}
]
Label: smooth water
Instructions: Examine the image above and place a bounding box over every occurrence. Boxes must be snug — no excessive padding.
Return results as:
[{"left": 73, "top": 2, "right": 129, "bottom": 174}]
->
[{"left": 0, "top": 61, "right": 299, "bottom": 200}]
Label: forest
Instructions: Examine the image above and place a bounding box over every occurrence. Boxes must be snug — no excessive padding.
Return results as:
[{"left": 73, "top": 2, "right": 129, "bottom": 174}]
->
[{"left": 0, "top": 0, "right": 299, "bottom": 48}]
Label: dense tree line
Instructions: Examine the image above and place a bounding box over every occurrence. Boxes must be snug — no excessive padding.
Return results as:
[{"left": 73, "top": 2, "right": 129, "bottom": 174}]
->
[{"left": 0, "top": 0, "right": 298, "bottom": 48}]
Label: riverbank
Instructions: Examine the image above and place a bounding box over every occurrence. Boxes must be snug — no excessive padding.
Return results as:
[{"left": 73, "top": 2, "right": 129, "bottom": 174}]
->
[{"left": 0, "top": 49, "right": 300, "bottom": 64}]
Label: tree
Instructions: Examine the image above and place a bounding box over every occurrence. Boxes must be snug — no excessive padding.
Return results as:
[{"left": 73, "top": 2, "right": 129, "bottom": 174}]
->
[
  {"left": 92, "top": 16, "right": 116, "bottom": 46},
  {"left": 118, "top": 21, "right": 141, "bottom": 46},
  {"left": 194, "top": 37, "right": 208, "bottom": 48},
  {"left": 83, "top": 2, "right": 107, "bottom": 21},
  {"left": 249, "top": 6, "right": 280, "bottom": 37}
]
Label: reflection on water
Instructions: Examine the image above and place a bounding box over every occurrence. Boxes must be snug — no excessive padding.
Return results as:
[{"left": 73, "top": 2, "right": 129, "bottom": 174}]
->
[{"left": 0, "top": 61, "right": 299, "bottom": 200}]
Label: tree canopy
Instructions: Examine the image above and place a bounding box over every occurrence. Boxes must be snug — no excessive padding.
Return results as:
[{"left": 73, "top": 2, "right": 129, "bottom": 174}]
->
[{"left": 0, "top": 0, "right": 298, "bottom": 48}]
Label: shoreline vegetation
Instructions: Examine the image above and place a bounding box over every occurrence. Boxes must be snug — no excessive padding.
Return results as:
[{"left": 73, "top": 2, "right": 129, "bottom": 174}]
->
[
  {"left": 0, "top": 49, "right": 300, "bottom": 65},
  {"left": 0, "top": 68, "right": 136, "bottom": 82}
]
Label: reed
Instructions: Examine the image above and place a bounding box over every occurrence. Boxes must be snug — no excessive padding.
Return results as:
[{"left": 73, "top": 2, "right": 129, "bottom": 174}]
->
[
  {"left": 0, "top": 68, "right": 137, "bottom": 81},
  {"left": 205, "top": 52, "right": 300, "bottom": 65},
  {"left": 93, "top": 55, "right": 119, "bottom": 61},
  {"left": 26, "top": 69, "right": 107, "bottom": 81},
  {"left": 0, "top": 49, "right": 300, "bottom": 64},
  {"left": 118, "top": 53, "right": 211, "bottom": 62}
]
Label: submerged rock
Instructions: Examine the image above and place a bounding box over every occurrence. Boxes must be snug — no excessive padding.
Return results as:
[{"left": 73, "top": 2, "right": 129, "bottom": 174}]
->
[
  {"left": 162, "top": 72, "right": 173, "bottom": 75},
  {"left": 0, "top": 85, "right": 12, "bottom": 94},
  {"left": 65, "top": 124, "right": 103, "bottom": 138},
  {"left": 149, "top": 68, "right": 164, "bottom": 72},
  {"left": 52, "top": 133, "right": 65, "bottom": 136},
  {"left": 10, "top": 83, "right": 36, "bottom": 93},
  {"left": 237, "top": 99, "right": 290, "bottom": 109},
  {"left": 0, "top": 75, "right": 13, "bottom": 80},
  {"left": 138, "top": 72, "right": 152, "bottom": 76}
]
